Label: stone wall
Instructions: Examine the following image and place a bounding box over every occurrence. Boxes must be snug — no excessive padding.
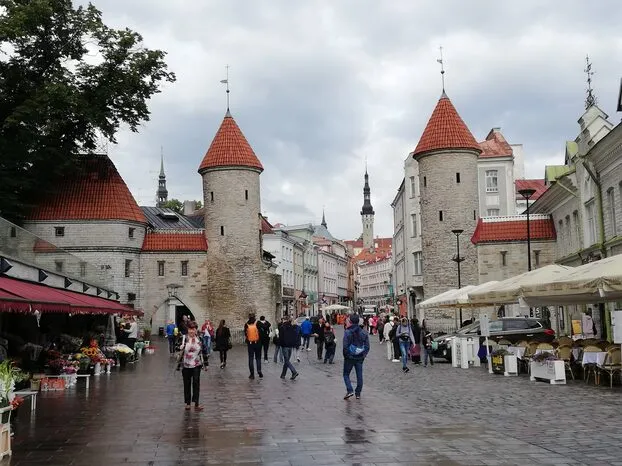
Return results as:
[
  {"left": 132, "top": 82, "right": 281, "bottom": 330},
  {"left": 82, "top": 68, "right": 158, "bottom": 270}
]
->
[
  {"left": 476, "top": 240, "right": 557, "bottom": 283},
  {"left": 417, "top": 149, "right": 479, "bottom": 328}
]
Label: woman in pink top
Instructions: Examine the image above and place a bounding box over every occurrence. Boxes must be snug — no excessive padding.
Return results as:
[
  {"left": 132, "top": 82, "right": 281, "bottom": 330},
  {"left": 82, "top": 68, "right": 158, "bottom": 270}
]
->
[{"left": 177, "top": 321, "right": 208, "bottom": 411}]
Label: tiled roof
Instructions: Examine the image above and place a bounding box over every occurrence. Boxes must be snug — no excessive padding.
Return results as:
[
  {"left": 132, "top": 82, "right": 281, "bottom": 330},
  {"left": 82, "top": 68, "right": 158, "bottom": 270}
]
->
[
  {"left": 27, "top": 155, "right": 146, "bottom": 223},
  {"left": 198, "top": 111, "right": 263, "bottom": 173},
  {"left": 479, "top": 128, "right": 513, "bottom": 158},
  {"left": 471, "top": 215, "right": 556, "bottom": 244},
  {"left": 141, "top": 232, "right": 207, "bottom": 252},
  {"left": 261, "top": 216, "right": 274, "bottom": 234},
  {"left": 344, "top": 238, "right": 393, "bottom": 250},
  {"left": 354, "top": 248, "right": 392, "bottom": 264},
  {"left": 515, "top": 179, "right": 547, "bottom": 201},
  {"left": 413, "top": 92, "right": 480, "bottom": 157}
]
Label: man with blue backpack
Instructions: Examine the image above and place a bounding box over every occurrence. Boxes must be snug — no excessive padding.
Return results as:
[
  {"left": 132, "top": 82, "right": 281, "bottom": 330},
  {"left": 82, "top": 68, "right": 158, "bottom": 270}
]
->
[{"left": 342, "top": 314, "right": 369, "bottom": 400}]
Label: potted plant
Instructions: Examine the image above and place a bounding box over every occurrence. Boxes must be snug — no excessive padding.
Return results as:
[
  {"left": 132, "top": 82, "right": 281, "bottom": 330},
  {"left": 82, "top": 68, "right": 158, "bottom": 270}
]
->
[
  {"left": 530, "top": 352, "right": 566, "bottom": 384},
  {"left": 0, "top": 360, "right": 27, "bottom": 424}
]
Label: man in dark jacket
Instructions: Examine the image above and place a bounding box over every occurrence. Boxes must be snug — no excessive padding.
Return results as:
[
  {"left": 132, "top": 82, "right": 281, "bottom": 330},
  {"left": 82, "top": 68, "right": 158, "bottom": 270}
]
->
[
  {"left": 311, "top": 318, "right": 325, "bottom": 361},
  {"left": 342, "top": 314, "right": 369, "bottom": 400},
  {"left": 279, "top": 317, "right": 299, "bottom": 380},
  {"left": 257, "top": 315, "right": 271, "bottom": 362}
]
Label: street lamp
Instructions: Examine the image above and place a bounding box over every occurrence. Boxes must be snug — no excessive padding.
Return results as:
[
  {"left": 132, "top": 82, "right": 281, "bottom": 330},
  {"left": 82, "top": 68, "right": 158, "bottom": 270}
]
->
[
  {"left": 518, "top": 188, "right": 537, "bottom": 271},
  {"left": 451, "top": 229, "right": 465, "bottom": 324}
]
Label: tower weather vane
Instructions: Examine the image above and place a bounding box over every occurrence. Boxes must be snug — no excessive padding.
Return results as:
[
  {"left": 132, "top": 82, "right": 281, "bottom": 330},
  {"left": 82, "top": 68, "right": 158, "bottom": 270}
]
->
[
  {"left": 220, "top": 65, "right": 230, "bottom": 110},
  {"left": 437, "top": 46, "right": 445, "bottom": 91},
  {"left": 584, "top": 55, "right": 596, "bottom": 109}
]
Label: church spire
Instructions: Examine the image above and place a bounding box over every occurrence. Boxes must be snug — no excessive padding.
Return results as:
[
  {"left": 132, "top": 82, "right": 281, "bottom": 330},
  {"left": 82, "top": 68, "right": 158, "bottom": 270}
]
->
[
  {"left": 156, "top": 146, "right": 168, "bottom": 207},
  {"left": 321, "top": 208, "right": 327, "bottom": 228},
  {"left": 361, "top": 166, "right": 375, "bottom": 250},
  {"left": 360, "top": 168, "right": 374, "bottom": 216},
  {"left": 584, "top": 55, "right": 597, "bottom": 110}
]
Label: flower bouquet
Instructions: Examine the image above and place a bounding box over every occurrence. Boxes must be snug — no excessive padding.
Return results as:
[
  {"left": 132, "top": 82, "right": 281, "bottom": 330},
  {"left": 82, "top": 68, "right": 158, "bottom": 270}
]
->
[
  {"left": 62, "top": 366, "right": 77, "bottom": 375},
  {"left": 0, "top": 360, "right": 27, "bottom": 423},
  {"left": 47, "top": 358, "right": 67, "bottom": 375},
  {"left": 531, "top": 351, "right": 557, "bottom": 363}
]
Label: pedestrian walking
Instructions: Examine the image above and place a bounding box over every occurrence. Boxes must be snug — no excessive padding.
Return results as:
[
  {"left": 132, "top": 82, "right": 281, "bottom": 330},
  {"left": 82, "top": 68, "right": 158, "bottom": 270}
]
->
[
  {"left": 312, "top": 317, "right": 325, "bottom": 360},
  {"left": 377, "top": 316, "right": 385, "bottom": 343},
  {"left": 257, "top": 315, "right": 272, "bottom": 362},
  {"left": 395, "top": 317, "right": 416, "bottom": 373},
  {"left": 323, "top": 322, "right": 336, "bottom": 364},
  {"left": 279, "top": 317, "right": 299, "bottom": 380},
  {"left": 272, "top": 317, "right": 284, "bottom": 363},
  {"left": 423, "top": 331, "right": 435, "bottom": 367},
  {"left": 176, "top": 321, "right": 208, "bottom": 411},
  {"left": 200, "top": 320, "right": 214, "bottom": 361},
  {"left": 214, "top": 319, "right": 231, "bottom": 369},
  {"left": 383, "top": 317, "right": 396, "bottom": 361},
  {"left": 300, "top": 317, "right": 312, "bottom": 350},
  {"left": 165, "top": 320, "right": 176, "bottom": 354},
  {"left": 342, "top": 314, "right": 369, "bottom": 400},
  {"left": 244, "top": 314, "right": 263, "bottom": 379},
  {"left": 411, "top": 318, "right": 422, "bottom": 365}
]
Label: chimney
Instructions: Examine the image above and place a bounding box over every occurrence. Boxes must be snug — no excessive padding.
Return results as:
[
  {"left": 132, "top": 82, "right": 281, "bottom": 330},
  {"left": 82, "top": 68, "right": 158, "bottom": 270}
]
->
[{"left": 183, "top": 200, "right": 197, "bottom": 216}]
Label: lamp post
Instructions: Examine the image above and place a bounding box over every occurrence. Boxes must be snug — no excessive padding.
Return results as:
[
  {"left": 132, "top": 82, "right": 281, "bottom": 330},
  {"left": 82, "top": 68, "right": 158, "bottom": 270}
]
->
[
  {"left": 451, "top": 229, "right": 465, "bottom": 324},
  {"left": 518, "top": 188, "right": 537, "bottom": 271}
]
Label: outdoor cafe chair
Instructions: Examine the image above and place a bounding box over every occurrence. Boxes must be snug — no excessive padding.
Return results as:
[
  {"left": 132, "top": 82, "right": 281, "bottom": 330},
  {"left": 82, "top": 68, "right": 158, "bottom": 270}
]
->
[
  {"left": 556, "top": 345, "right": 575, "bottom": 381},
  {"left": 598, "top": 348, "right": 621, "bottom": 388},
  {"left": 583, "top": 345, "right": 602, "bottom": 384}
]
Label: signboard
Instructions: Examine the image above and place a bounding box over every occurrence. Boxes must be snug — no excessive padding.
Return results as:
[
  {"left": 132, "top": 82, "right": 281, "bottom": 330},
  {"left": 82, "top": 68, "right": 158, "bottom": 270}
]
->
[
  {"left": 612, "top": 310, "right": 622, "bottom": 344},
  {"left": 480, "top": 314, "right": 490, "bottom": 337}
]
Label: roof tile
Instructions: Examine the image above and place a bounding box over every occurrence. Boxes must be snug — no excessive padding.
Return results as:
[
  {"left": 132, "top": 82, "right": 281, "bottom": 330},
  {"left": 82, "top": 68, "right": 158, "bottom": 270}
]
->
[
  {"left": 27, "top": 155, "right": 146, "bottom": 223},
  {"left": 479, "top": 129, "right": 513, "bottom": 158},
  {"left": 198, "top": 112, "right": 263, "bottom": 172},
  {"left": 471, "top": 215, "right": 556, "bottom": 244},
  {"left": 413, "top": 92, "right": 480, "bottom": 157},
  {"left": 515, "top": 179, "right": 547, "bottom": 201},
  {"left": 141, "top": 232, "right": 208, "bottom": 252}
]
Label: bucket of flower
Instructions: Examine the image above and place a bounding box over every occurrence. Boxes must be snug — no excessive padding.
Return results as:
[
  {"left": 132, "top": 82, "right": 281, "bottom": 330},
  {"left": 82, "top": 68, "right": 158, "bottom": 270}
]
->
[
  {"left": 145, "top": 345, "right": 156, "bottom": 355},
  {"left": 530, "top": 351, "right": 566, "bottom": 385}
]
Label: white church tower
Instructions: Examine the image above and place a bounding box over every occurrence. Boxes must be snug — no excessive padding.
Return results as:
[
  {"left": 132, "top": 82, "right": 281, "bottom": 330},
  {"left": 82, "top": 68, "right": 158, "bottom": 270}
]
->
[{"left": 360, "top": 168, "right": 375, "bottom": 249}]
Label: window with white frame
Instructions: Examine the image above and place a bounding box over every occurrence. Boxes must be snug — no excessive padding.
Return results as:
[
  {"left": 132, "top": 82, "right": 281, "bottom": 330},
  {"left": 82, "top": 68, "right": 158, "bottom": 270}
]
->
[
  {"left": 586, "top": 202, "right": 596, "bottom": 245},
  {"left": 607, "top": 188, "right": 617, "bottom": 237},
  {"left": 486, "top": 208, "right": 500, "bottom": 217},
  {"left": 410, "top": 176, "right": 417, "bottom": 197},
  {"left": 413, "top": 252, "right": 423, "bottom": 275},
  {"left": 411, "top": 214, "right": 417, "bottom": 237},
  {"left": 485, "top": 170, "right": 498, "bottom": 192}
]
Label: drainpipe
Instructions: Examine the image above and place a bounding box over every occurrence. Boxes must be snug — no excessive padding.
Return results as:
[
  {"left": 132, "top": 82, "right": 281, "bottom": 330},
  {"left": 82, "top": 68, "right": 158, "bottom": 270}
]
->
[{"left": 582, "top": 160, "right": 610, "bottom": 340}]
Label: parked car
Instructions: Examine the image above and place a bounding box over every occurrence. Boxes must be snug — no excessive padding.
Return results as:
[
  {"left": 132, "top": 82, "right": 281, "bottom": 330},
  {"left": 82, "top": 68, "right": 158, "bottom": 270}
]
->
[{"left": 433, "top": 317, "right": 555, "bottom": 361}]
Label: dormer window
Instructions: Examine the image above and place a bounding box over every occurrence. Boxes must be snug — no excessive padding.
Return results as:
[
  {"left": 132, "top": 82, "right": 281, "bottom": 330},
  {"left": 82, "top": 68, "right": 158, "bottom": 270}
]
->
[{"left": 55, "top": 226, "right": 65, "bottom": 237}]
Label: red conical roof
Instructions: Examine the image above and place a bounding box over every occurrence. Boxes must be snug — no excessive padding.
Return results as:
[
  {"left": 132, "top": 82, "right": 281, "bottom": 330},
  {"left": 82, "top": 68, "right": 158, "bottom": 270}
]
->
[
  {"left": 413, "top": 92, "right": 481, "bottom": 157},
  {"left": 198, "top": 111, "right": 264, "bottom": 173},
  {"left": 27, "top": 155, "right": 146, "bottom": 223}
]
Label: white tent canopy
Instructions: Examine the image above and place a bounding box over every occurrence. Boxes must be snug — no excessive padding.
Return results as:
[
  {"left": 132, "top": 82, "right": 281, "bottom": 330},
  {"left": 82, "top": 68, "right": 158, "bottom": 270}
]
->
[
  {"left": 323, "top": 304, "right": 350, "bottom": 311},
  {"left": 468, "top": 264, "right": 573, "bottom": 305},
  {"left": 416, "top": 286, "right": 476, "bottom": 310},
  {"left": 520, "top": 254, "right": 622, "bottom": 306}
]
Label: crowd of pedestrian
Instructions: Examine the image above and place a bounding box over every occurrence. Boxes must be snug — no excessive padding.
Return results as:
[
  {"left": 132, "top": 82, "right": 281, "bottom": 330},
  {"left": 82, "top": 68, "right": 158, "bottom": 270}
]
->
[{"left": 172, "top": 310, "right": 435, "bottom": 410}]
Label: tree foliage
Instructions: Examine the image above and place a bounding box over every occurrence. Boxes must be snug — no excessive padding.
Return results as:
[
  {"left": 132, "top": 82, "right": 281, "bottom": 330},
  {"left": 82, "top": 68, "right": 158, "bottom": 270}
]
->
[
  {"left": 162, "top": 198, "right": 183, "bottom": 214},
  {"left": 0, "top": 0, "right": 176, "bottom": 222}
]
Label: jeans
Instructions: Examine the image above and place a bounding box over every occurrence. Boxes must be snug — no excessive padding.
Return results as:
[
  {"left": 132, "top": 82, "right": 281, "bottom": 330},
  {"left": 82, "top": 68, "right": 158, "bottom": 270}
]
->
[
  {"left": 399, "top": 340, "right": 410, "bottom": 368},
  {"left": 247, "top": 343, "right": 262, "bottom": 376},
  {"left": 302, "top": 334, "right": 310, "bottom": 349},
  {"left": 261, "top": 339, "right": 270, "bottom": 360},
  {"left": 280, "top": 347, "right": 297, "bottom": 377},
  {"left": 316, "top": 340, "right": 324, "bottom": 359},
  {"left": 182, "top": 366, "right": 201, "bottom": 405},
  {"left": 273, "top": 345, "right": 284, "bottom": 363},
  {"left": 424, "top": 347, "right": 434, "bottom": 366},
  {"left": 219, "top": 350, "right": 228, "bottom": 365},
  {"left": 167, "top": 335, "right": 175, "bottom": 354},
  {"left": 343, "top": 359, "right": 363, "bottom": 395},
  {"left": 202, "top": 335, "right": 211, "bottom": 355},
  {"left": 324, "top": 345, "right": 335, "bottom": 363}
]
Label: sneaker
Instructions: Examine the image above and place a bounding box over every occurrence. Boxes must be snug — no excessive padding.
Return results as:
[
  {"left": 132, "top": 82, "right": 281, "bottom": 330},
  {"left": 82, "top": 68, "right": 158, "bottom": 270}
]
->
[
  {"left": 424, "top": 364, "right": 427, "bottom": 367},
  {"left": 392, "top": 359, "right": 400, "bottom": 363},
  {"left": 258, "top": 372, "right": 263, "bottom": 378},
  {"left": 328, "top": 361, "right": 334, "bottom": 364},
  {"left": 194, "top": 405, "right": 204, "bottom": 412},
  {"left": 355, "top": 395, "right": 361, "bottom": 400},
  {"left": 280, "top": 375, "right": 286, "bottom": 379},
  {"left": 249, "top": 374, "right": 255, "bottom": 380},
  {"left": 185, "top": 405, "right": 191, "bottom": 411},
  {"left": 264, "top": 359, "right": 269, "bottom": 362},
  {"left": 307, "top": 348, "right": 311, "bottom": 351},
  {"left": 323, "top": 360, "right": 327, "bottom": 364},
  {"left": 297, "top": 358, "right": 300, "bottom": 362},
  {"left": 219, "top": 363, "right": 224, "bottom": 369},
  {"left": 344, "top": 392, "right": 354, "bottom": 400},
  {"left": 402, "top": 367, "right": 410, "bottom": 373},
  {"left": 291, "top": 372, "right": 299, "bottom": 380}
]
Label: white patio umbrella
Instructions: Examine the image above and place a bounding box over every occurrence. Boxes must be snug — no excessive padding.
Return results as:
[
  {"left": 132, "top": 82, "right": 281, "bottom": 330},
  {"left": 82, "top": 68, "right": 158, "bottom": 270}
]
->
[
  {"left": 323, "top": 304, "right": 350, "bottom": 311},
  {"left": 467, "top": 264, "right": 573, "bottom": 305},
  {"left": 415, "top": 287, "right": 470, "bottom": 310},
  {"left": 445, "top": 281, "right": 501, "bottom": 308},
  {"left": 520, "top": 254, "right": 622, "bottom": 306}
]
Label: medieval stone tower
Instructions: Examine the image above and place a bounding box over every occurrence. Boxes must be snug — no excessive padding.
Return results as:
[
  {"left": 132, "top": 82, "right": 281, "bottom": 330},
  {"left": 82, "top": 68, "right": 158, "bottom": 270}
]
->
[
  {"left": 360, "top": 168, "right": 375, "bottom": 249},
  {"left": 413, "top": 91, "right": 480, "bottom": 305},
  {"left": 198, "top": 109, "right": 281, "bottom": 328}
]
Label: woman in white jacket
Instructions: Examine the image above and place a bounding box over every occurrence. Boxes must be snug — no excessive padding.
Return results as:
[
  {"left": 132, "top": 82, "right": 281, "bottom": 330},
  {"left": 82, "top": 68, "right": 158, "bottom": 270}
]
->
[{"left": 383, "top": 317, "right": 395, "bottom": 361}]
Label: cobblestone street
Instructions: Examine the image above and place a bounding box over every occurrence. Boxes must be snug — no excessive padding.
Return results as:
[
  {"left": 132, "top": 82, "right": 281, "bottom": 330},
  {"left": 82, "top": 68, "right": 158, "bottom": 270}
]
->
[{"left": 8, "top": 333, "right": 622, "bottom": 466}]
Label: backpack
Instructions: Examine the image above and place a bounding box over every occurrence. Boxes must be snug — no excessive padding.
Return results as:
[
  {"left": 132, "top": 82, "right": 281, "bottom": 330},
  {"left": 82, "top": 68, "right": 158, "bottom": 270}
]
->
[
  {"left": 346, "top": 330, "right": 366, "bottom": 359},
  {"left": 324, "top": 331, "right": 335, "bottom": 346},
  {"left": 246, "top": 323, "right": 260, "bottom": 343}
]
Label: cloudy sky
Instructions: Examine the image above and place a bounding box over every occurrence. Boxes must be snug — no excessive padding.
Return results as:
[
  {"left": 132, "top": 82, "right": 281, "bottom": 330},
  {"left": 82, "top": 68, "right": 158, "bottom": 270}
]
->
[{"left": 101, "top": 0, "right": 622, "bottom": 241}]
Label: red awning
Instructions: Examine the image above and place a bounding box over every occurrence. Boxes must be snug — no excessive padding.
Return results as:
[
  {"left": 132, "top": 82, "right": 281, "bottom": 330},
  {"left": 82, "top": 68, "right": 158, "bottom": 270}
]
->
[{"left": 0, "top": 276, "right": 140, "bottom": 316}]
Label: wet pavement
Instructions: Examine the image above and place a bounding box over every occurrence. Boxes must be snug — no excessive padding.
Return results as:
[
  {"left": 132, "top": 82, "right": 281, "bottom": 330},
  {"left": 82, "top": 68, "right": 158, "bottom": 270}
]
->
[{"left": 7, "top": 330, "right": 622, "bottom": 465}]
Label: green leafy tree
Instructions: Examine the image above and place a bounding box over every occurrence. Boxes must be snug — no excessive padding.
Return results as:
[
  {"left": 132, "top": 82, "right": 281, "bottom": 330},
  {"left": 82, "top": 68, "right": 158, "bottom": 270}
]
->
[
  {"left": 162, "top": 198, "right": 183, "bottom": 214},
  {"left": 0, "top": 0, "right": 176, "bottom": 222}
]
